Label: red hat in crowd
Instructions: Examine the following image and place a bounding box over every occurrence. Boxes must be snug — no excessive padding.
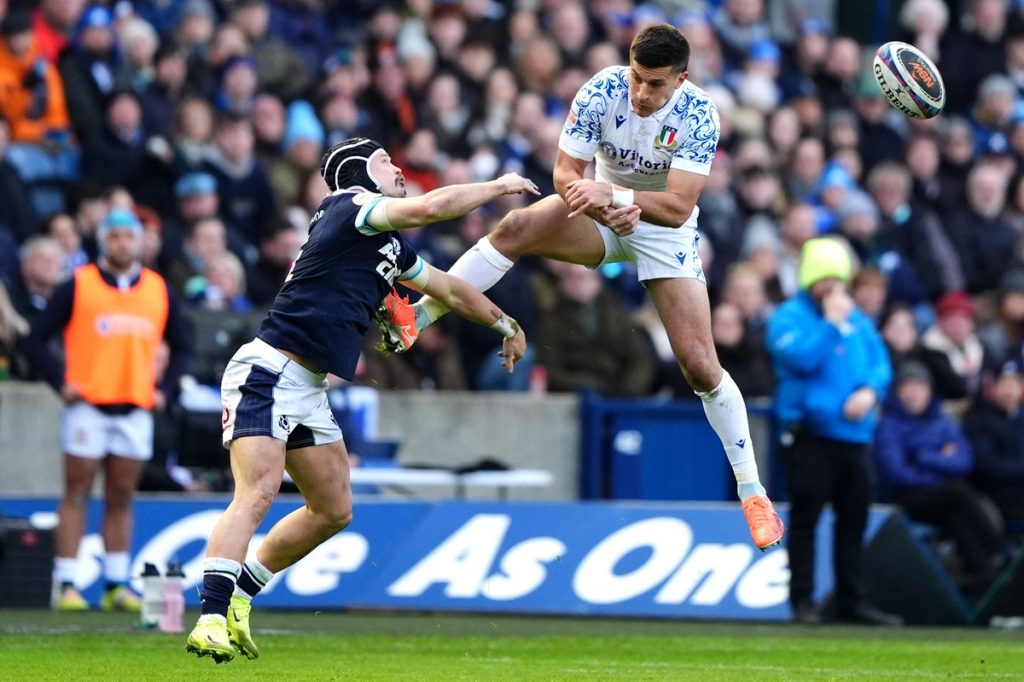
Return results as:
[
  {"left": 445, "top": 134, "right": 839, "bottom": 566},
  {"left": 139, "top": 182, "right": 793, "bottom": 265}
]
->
[{"left": 936, "top": 291, "right": 976, "bottom": 319}]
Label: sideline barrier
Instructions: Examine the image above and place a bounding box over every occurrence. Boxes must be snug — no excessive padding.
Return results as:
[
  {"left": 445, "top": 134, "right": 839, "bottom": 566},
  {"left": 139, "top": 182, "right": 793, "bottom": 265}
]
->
[{"left": 0, "top": 497, "right": 931, "bottom": 622}]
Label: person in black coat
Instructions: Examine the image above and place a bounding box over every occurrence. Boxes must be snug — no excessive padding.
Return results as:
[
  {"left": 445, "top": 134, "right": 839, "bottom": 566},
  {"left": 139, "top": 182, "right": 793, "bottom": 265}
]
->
[
  {"left": 57, "top": 6, "right": 118, "bottom": 146},
  {"left": 880, "top": 303, "right": 969, "bottom": 402},
  {"left": 963, "top": 360, "right": 1024, "bottom": 528}
]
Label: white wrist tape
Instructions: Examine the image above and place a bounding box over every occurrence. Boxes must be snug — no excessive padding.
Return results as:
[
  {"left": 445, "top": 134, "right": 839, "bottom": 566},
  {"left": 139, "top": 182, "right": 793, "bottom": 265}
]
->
[
  {"left": 490, "top": 313, "right": 520, "bottom": 339},
  {"left": 611, "top": 186, "right": 635, "bottom": 208}
]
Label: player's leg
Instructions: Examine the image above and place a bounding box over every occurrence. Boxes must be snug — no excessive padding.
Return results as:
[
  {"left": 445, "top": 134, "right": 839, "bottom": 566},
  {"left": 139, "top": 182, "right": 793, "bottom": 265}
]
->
[
  {"left": 55, "top": 453, "right": 101, "bottom": 610},
  {"left": 402, "top": 194, "right": 607, "bottom": 336},
  {"left": 228, "top": 438, "right": 351, "bottom": 660},
  {"left": 98, "top": 454, "right": 145, "bottom": 612},
  {"left": 187, "top": 435, "right": 285, "bottom": 663},
  {"left": 646, "top": 276, "right": 783, "bottom": 549},
  {"left": 98, "top": 408, "right": 152, "bottom": 612},
  {"left": 55, "top": 402, "right": 105, "bottom": 610}
]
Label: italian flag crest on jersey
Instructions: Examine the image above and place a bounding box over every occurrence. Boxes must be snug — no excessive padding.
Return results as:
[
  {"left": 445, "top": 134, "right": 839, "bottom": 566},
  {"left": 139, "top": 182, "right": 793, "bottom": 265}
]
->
[{"left": 656, "top": 125, "right": 678, "bottom": 150}]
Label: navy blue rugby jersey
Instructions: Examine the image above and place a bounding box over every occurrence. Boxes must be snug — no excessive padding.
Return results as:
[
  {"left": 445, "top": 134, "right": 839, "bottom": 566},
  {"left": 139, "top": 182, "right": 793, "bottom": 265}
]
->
[{"left": 257, "top": 191, "right": 422, "bottom": 379}]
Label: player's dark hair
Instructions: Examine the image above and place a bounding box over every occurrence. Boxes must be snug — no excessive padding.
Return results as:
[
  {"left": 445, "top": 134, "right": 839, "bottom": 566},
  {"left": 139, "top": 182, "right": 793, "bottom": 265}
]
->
[
  {"left": 320, "top": 137, "right": 385, "bottom": 192},
  {"left": 630, "top": 24, "right": 690, "bottom": 73}
]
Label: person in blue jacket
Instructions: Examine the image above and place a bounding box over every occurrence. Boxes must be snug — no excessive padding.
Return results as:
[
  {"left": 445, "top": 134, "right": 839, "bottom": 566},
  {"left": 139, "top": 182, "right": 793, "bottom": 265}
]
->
[
  {"left": 875, "top": 359, "right": 1006, "bottom": 590},
  {"left": 768, "top": 237, "right": 901, "bottom": 626}
]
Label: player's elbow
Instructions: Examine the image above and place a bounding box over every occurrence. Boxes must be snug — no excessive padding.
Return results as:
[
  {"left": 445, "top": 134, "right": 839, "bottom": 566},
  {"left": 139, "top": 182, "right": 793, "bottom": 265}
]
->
[{"left": 666, "top": 199, "right": 696, "bottom": 227}]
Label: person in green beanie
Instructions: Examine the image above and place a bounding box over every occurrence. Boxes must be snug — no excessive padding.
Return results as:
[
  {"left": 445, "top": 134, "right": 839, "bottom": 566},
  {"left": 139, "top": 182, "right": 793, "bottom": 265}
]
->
[{"left": 767, "top": 237, "right": 903, "bottom": 626}]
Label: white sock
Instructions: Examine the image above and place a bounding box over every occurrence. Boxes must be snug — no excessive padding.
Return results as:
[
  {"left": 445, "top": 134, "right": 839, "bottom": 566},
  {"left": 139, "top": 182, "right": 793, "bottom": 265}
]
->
[
  {"left": 103, "top": 552, "right": 131, "bottom": 584},
  {"left": 202, "top": 557, "right": 242, "bottom": 579},
  {"left": 695, "top": 371, "right": 765, "bottom": 501},
  {"left": 55, "top": 557, "right": 78, "bottom": 586},
  {"left": 417, "top": 236, "right": 515, "bottom": 329}
]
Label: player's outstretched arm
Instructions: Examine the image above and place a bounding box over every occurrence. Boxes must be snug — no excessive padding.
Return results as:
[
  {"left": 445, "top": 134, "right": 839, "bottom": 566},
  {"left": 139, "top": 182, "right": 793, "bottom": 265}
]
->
[
  {"left": 404, "top": 265, "right": 526, "bottom": 372},
  {"left": 366, "top": 174, "right": 539, "bottom": 231}
]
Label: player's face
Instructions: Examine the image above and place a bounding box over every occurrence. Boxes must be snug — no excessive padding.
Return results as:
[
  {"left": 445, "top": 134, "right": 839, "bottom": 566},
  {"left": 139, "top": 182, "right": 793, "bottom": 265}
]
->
[
  {"left": 370, "top": 151, "right": 407, "bottom": 198},
  {"left": 628, "top": 60, "right": 687, "bottom": 117},
  {"left": 104, "top": 229, "right": 140, "bottom": 270}
]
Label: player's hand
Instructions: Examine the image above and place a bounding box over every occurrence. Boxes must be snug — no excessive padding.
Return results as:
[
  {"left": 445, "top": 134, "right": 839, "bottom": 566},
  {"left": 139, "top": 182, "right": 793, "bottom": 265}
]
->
[
  {"left": 600, "top": 205, "right": 642, "bottom": 236},
  {"left": 565, "top": 179, "right": 613, "bottom": 218},
  {"left": 499, "top": 329, "right": 526, "bottom": 373},
  {"left": 842, "top": 387, "right": 877, "bottom": 421},
  {"left": 822, "top": 284, "right": 854, "bottom": 325},
  {"left": 497, "top": 173, "right": 541, "bottom": 196},
  {"left": 60, "top": 384, "right": 81, "bottom": 404}
]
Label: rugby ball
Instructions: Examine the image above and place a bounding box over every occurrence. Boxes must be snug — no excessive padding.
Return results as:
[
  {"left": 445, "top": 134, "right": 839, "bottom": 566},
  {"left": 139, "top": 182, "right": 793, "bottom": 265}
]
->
[{"left": 871, "top": 41, "right": 945, "bottom": 119}]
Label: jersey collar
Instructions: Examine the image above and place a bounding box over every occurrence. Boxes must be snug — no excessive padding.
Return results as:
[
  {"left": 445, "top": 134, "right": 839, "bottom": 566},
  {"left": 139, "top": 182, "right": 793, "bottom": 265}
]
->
[{"left": 648, "top": 80, "right": 686, "bottom": 123}]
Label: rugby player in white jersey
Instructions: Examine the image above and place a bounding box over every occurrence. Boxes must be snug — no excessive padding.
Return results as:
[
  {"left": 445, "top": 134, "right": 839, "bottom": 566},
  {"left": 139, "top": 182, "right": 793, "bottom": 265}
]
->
[{"left": 379, "top": 24, "right": 784, "bottom": 550}]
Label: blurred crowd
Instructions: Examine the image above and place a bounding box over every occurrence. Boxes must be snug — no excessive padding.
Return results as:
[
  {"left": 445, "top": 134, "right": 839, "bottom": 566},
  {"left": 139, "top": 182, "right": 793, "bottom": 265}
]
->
[{"left": 0, "top": 0, "right": 1023, "bottom": 575}]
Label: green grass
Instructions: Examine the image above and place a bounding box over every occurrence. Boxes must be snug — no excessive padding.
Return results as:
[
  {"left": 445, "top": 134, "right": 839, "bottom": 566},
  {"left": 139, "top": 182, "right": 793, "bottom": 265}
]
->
[{"left": 1, "top": 609, "right": 1022, "bottom": 681}]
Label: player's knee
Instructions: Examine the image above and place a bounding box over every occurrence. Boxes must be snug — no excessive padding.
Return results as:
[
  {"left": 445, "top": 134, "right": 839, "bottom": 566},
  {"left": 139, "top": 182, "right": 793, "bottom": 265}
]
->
[
  {"left": 676, "top": 346, "right": 720, "bottom": 393},
  {"left": 491, "top": 208, "right": 537, "bottom": 257},
  {"left": 316, "top": 505, "right": 352, "bottom": 535}
]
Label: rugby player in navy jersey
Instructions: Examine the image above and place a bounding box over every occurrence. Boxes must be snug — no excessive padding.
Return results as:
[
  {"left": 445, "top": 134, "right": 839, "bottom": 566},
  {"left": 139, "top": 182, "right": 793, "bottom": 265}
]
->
[{"left": 186, "top": 137, "right": 538, "bottom": 663}]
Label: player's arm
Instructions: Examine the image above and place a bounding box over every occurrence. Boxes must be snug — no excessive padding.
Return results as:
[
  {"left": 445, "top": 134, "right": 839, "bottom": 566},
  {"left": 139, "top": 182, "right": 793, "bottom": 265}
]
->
[
  {"left": 564, "top": 165, "right": 707, "bottom": 229},
  {"left": 400, "top": 263, "right": 526, "bottom": 372},
  {"left": 555, "top": 150, "right": 641, "bottom": 234},
  {"left": 364, "top": 174, "right": 539, "bottom": 231}
]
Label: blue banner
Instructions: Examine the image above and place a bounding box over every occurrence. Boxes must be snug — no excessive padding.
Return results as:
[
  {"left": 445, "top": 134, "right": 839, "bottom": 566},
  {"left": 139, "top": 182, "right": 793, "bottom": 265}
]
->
[{"left": 0, "top": 498, "right": 888, "bottom": 620}]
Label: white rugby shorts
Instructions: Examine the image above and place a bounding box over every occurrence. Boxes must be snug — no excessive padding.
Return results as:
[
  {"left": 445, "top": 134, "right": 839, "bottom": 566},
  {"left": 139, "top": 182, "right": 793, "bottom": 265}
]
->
[
  {"left": 62, "top": 402, "right": 154, "bottom": 460},
  {"left": 221, "top": 337, "right": 342, "bottom": 449},
  {"left": 593, "top": 218, "right": 705, "bottom": 283}
]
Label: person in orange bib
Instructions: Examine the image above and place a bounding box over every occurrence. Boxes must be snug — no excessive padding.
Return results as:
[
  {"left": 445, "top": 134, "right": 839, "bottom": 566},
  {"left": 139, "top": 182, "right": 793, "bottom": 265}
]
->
[{"left": 25, "top": 208, "right": 192, "bottom": 612}]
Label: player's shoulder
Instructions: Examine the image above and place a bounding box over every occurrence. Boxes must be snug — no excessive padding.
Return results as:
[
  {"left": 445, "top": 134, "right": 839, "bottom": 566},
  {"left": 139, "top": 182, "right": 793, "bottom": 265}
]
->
[
  {"left": 671, "top": 79, "right": 719, "bottom": 119},
  {"left": 579, "top": 65, "right": 629, "bottom": 99}
]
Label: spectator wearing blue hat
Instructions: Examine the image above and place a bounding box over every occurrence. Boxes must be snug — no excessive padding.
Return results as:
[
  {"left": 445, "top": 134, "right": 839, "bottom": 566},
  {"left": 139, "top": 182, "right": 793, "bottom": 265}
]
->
[
  {"left": 58, "top": 5, "right": 117, "bottom": 145},
  {"left": 268, "top": 99, "right": 324, "bottom": 208}
]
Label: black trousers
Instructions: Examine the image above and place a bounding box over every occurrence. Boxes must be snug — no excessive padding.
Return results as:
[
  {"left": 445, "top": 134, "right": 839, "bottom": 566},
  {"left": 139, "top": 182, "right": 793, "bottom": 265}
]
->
[
  {"left": 897, "top": 479, "right": 1005, "bottom": 577},
  {"left": 783, "top": 431, "right": 873, "bottom": 615}
]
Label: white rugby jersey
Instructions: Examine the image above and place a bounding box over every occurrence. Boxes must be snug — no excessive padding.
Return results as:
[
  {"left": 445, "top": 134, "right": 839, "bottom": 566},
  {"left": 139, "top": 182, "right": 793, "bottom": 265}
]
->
[{"left": 558, "top": 65, "right": 720, "bottom": 227}]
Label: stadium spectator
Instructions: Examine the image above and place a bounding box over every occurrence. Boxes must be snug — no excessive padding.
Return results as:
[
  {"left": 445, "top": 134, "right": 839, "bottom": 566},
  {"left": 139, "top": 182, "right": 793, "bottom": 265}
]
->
[
  {"left": 43, "top": 212, "right": 88, "bottom": 278},
  {"left": 978, "top": 269, "right": 1024, "bottom": 369},
  {"left": 866, "top": 161, "right": 964, "bottom": 306},
  {"left": 57, "top": 5, "right": 117, "bottom": 145},
  {"left": 228, "top": 0, "right": 312, "bottom": 102},
  {"left": 963, "top": 359, "right": 1024, "bottom": 533},
  {"left": 33, "top": 0, "right": 87, "bottom": 65},
  {"left": 201, "top": 113, "right": 276, "bottom": 248},
  {"left": 246, "top": 219, "right": 301, "bottom": 309},
  {"left": 80, "top": 90, "right": 153, "bottom": 191},
  {"left": 139, "top": 41, "right": 191, "bottom": 140},
  {"left": 850, "top": 266, "right": 888, "bottom": 324},
  {"left": 23, "top": 208, "right": 191, "bottom": 612},
  {"left": 251, "top": 92, "right": 286, "bottom": 167},
  {"left": 535, "top": 263, "right": 655, "bottom": 398},
  {"left": 922, "top": 291, "right": 986, "bottom": 400},
  {"left": 0, "top": 118, "right": 36, "bottom": 246},
  {"left": 712, "top": 300, "right": 775, "bottom": 399},
  {"left": 268, "top": 100, "right": 324, "bottom": 209},
  {"left": 875, "top": 360, "right": 1007, "bottom": 591},
  {"left": 190, "top": 250, "right": 253, "bottom": 313},
  {"left": 10, "top": 235, "right": 64, "bottom": 324},
  {"left": 114, "top": 17, "right": 159, "bottom": 93},
  {"left": 880, "top": 302, "right": 969, "bottom": 402},
  {"left": 768, "top": 237, "right": 900, "bottom": 625},
  {"left": 165, "top": 215, "right": 227, "bottom": 300}
]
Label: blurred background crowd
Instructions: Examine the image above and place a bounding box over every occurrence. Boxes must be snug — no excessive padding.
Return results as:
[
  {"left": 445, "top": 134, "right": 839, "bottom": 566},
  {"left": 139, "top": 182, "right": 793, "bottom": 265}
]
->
[{"left": 0, "top": 0, "right": 1023, "bottom": 589}]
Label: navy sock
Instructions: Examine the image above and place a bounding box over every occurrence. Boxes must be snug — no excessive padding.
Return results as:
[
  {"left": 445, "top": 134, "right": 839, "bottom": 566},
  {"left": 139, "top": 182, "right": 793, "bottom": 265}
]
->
[
  {"left": 200, "top": 574, "right": 235, "bottom": 616},
  {"left": 235, "top": 565, "right": 266, "bottom": 599},
  {"left": 104, "top": 581, "right": 125, "bottom": 593}
]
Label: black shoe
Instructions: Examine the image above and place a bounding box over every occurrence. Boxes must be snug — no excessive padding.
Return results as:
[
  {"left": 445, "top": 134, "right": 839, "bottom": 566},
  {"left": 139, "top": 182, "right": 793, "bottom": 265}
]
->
[
  {"left": 792, "top": 601, "right": 821, "bottom": 625},
  {"left": 835, "top": 604, "right": 904, "bottom": 626}
]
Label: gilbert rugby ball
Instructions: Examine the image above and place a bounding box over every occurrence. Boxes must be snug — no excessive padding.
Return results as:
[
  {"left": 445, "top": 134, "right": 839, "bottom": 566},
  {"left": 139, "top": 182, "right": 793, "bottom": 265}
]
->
[{"left": 872, "top": 41, "right": 945, "bottom": 119}]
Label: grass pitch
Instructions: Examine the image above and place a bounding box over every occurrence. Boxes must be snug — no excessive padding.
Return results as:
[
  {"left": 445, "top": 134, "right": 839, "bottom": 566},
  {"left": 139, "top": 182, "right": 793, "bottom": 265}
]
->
[{"left": 0, "top": 608, "right": 1021, "bottom": 681}]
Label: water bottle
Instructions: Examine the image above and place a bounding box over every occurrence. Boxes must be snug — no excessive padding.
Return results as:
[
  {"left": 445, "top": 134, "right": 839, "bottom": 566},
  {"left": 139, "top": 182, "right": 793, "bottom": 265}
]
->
[
  {"left": 159, "top": 563, "right": 185, "bottom": 634},
  {"left": 140, "top": 563, "right": 162, "bottom": 629}
]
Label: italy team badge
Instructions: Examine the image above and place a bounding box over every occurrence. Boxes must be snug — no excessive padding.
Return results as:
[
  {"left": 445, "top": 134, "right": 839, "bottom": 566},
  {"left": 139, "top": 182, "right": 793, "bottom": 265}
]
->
[{"left": 656, "top": 125, "right": 679, "bottom": 151}]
